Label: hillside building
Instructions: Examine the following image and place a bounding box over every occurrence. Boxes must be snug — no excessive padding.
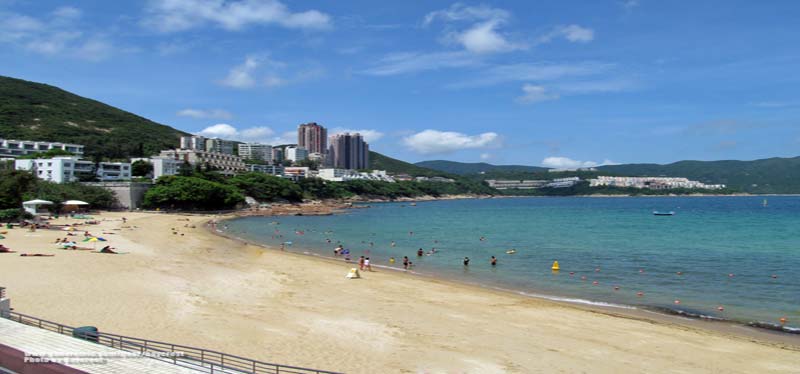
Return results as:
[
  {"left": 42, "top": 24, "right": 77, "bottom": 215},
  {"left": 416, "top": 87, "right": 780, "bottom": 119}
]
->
[{"left": 1, "top": 139, "right": 84, "bottom": 158}]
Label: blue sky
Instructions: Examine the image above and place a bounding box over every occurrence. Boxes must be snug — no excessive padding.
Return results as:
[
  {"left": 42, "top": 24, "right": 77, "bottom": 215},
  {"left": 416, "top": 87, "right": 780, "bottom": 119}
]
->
[{"left": 2, "top": 0, "right": 800, "bottom": 167}]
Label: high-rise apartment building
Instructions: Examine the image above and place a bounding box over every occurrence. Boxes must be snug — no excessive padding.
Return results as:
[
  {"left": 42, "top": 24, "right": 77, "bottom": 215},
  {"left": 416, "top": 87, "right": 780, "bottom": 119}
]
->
[
  {"left": 286, "top": 146, "right": 309, "bottom": 162},
  {"left": 328, "top": 133, "right": 369, "bottom": 170},
  {"left": 179, "top": 135, "right": 206, "bottom": 151},
  {"left": 238, "top": 143, "right": 273, "bottom": 163},
  {"left": 297, "top": 122, "right": 327, "bottom": 155},
  {"left": 204, "top": 138, "right": 236, "bottom": 155}
]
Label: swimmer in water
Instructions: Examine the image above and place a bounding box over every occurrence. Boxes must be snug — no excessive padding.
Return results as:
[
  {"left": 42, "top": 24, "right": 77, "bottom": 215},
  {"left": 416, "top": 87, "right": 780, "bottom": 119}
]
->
[
  {"left": 403, "top": 256, "right": 409, "bottom": 269},
  {"left": 391, "top": 241, "right": 396, "bottom": 247},
  {"left": 463, "top": 257, "right": 470, "bottom": 266},
  {"left": 491, "top": 256, "right": 497, "bottom": 266},
  {"left": 417, "top": 248, "right": 424, "bottom": 257}
]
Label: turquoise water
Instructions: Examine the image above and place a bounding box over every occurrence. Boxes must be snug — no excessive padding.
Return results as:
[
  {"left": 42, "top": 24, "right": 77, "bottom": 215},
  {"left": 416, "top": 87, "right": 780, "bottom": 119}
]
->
[{"left": 222, "top": 196, "right": 800, "bottom": 331}]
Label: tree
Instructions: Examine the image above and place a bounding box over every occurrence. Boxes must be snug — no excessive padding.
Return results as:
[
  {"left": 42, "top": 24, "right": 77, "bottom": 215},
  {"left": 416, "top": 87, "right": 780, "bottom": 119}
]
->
[
  {"left": 0, "top": 169, "right": 38, "bottom": 209},
  {"left": 143, "top": 176, "right": 245, "bottom": 210},
  {"left": 131, "top": 160, "right": 153, "bottom": 177},
  {"left": 178, "top": 161, "right": 194, "bottom": 176},
  {"left": 227, "top": 173, "right": 303, "bottom": 202}
]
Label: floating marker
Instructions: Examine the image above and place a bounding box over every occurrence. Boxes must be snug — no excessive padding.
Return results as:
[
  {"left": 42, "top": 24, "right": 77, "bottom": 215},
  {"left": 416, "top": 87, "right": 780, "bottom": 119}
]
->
[{"left": 551, "top": 261, "right": 560, "bottom": 271}]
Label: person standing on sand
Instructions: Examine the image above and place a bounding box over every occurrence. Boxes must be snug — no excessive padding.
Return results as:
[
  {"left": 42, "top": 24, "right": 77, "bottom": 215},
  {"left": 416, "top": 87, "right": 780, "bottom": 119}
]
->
[
  {"left": 365, "top": 257, "right": 372, "bottom": 271},
  {"left": 491, "top": 256, "right": 497, "bottom": 266},
  {"left": 359, "top": 256, "right": 365, "bottom": 270},
  {"left": 463, "top": 257, "right": 470, "bottom": 266}
]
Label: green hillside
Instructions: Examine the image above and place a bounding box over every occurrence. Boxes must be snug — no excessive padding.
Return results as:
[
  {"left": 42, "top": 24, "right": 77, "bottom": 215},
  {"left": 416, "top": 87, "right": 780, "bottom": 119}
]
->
[
  {"left": 0, "top": 75, "right": 187, "bottom": 160},
  {"left": 369, "top": 151, "right": 454, "bottom": 177},
  {"left": 416, "top": 160, "right": 548, "bottom": 175},
  {"left": 598, "top": 157, "right": 800, "bottom": 194}
]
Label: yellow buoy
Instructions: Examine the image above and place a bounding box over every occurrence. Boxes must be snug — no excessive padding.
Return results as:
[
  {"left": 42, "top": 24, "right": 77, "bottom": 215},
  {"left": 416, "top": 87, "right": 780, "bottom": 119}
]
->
[{"left": 551, "top": 260, "right": 560, "bottom": 271}]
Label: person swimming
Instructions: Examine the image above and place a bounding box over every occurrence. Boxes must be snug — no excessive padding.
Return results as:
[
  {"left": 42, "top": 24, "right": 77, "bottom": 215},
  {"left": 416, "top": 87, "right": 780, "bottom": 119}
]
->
[
  {"left": 463, "top": 257, "right": 470, "bottom": 266},
  {"left": 491, "top": 256, "right": 497, "bottom": 266},
  {"left": 417, "top": 248, "right": 424, "bottom": 257}
]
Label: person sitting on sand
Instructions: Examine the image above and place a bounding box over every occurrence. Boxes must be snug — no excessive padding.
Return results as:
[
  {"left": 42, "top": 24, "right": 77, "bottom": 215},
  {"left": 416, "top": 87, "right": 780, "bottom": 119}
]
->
[
  {"left": 100, "top": 246, "right": 118, "bottom": 254},
  {"left": 0, "top": 244, "right": 13, "bottom": 253}
]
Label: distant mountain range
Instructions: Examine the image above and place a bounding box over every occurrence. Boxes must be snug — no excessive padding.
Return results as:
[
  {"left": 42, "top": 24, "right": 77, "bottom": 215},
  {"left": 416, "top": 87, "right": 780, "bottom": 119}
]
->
[
  {"left": 417, "top": 157, "right": 800, "bottom": 194},
  {"left": 0, "top": 75, "right": 187, "bottom": 160}
]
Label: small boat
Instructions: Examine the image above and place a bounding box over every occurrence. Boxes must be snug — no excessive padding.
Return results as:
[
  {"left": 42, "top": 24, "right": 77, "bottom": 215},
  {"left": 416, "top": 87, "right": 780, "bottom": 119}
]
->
[
  {"left": 410, "top": 202, "right": 417, "bottom": 206},
  {"left": 653, "top": 211, "right": 675, "bottom": 216},
  {"left": 506, "top": 249, "right": 517, "bottom": 254}
]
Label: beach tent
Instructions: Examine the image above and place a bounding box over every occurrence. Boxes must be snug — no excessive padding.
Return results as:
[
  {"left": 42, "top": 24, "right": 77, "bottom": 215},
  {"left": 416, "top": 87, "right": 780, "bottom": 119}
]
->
[
  {"left": 63, "top": 200, "right": 90, "bottom": 214},
  {"left": 22, "top": 199, "right": 54, "bottom": 216}
]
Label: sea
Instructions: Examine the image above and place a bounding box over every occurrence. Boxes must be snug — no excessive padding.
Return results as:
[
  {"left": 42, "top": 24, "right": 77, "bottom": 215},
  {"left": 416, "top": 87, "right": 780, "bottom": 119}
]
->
[{"left": 221, "top": 196, "right": 800, "bottom": 333}]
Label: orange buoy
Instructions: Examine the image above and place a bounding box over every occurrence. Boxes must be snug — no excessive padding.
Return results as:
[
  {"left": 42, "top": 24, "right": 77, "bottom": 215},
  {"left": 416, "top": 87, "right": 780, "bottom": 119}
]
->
[{"left": 779, "top": 317, "right": 787, "bottom": 324}]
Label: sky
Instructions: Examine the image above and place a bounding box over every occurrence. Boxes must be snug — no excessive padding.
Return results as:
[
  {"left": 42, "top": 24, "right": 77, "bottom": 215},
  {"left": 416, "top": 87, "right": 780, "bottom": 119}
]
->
[{"left": 2, "top": 0, "right": 800, "bottom": 167}]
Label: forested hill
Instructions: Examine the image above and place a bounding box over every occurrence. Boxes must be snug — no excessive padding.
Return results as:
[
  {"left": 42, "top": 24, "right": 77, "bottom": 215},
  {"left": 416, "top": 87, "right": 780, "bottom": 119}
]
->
[
  {"left": 0, "top": 75, "right": 186, "bottom": 160},
  {"left": 597, "top": 157, "right": 800, "bottom": 194},
  {"left": 417, "top": 157, "right": 800, "bottom": 193}
]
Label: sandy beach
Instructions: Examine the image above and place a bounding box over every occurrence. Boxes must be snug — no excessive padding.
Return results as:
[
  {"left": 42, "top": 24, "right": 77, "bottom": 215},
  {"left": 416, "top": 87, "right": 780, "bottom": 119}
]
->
[{"left": 1, "top": 210, "right": 798, "bottom": 373}]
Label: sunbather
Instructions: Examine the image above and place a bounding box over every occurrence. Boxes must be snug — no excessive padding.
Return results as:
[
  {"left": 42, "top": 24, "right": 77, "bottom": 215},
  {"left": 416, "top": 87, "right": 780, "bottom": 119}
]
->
[{"left": 100, "top": 246, "right": 118, "bottom": 254}]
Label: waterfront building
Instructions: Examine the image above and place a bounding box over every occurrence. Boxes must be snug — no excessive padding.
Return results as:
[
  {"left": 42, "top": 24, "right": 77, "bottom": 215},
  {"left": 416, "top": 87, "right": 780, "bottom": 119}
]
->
[
  {"left": 328, "top": 133, "right": 369, "bottom": 170},
  {"left": 319, "top": 168, "right": 394, "bottom": 182},
  {"left": 283, "top": 166, "right": 310, "bottom": 179},
  {"left": 0, "top": 139, "right": 84, "bottom": 158},
  {"left": 238, "top": 143, "right": 273, "bottom": 163},
  {"left": 159, "top": 149, "right": 245, "bottom": 175},
  {"left": 286, "top": 146, "right": 309, "bottom": 163},
  {"left": 486, "top": 180, "right": 547, "bottom": 190},
  {"left": 589, "top": 176, "right": 726, "bottom": 190},
  {"left": 297, "top": 122, "right": 327, "bottom": 155},
  {"left": 15, "top": 157, "right": 131, "bottom": 183},
  {"left": 414, "top": 176, "right": 455, "bottom": 183}
]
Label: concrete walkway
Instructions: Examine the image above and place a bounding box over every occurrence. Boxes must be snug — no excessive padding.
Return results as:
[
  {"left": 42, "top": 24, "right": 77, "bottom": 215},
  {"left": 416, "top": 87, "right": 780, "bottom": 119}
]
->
[{"left": 0, "top": 317, "right": 202, "bottom": 374}]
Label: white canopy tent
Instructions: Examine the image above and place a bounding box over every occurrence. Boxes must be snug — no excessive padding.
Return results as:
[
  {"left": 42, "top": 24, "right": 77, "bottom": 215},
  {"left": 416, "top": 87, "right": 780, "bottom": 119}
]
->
[
  {"left": 22, "top": 199, "right": 54, "bottom": 216},
  {"left": 63, "top": 200, "right": 89, "bottom": 206}
]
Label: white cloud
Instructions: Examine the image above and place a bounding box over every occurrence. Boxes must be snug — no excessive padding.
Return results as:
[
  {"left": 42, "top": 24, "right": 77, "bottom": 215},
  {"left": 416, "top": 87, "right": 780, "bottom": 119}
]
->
[
  {"left": 480, "top": 153, "right": 492, "bottom": 161},
  {"left": 425, "top": 3, "right": 523, "bottom": 54},
  {"left": 621, "top": 0, "right": 640, "bottom": 10},
  {"left": 541, "top": 157, "right": 615, "bottom": 169},
  {"left": 177, "top": 108, "right": 233, "bottom": 120},
  {"left": 143, "top": 0, "right": 332, "bottom": 33},
  {"left": 0, "top": 6, "right": 118, "bottom": 61},
  {"left": 363, "top": 51, "right": 481, "bottom": 76},
  {"left": 220, "top": 56, "right": 260, "bottom": 88},
  {"left": 538, "top": 24, "right": 595, "bottom": 44},
  {"left": 402, "top": 129, "right": 500, "bottom": 154},
  {"left": 197, "top": 123, "right": 280, "bottom": 143},
  {"left": 330, "top": 128, "right": 384, "bottom": 143},
  {"left": 516, "top": 84, "right": 559, "bottom": 104}
]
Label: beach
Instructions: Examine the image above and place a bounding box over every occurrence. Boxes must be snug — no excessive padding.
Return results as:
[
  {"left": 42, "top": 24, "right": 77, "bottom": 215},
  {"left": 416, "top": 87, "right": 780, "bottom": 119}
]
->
[{"left": 1, "top": 210, "right": 798, "bottom": 373}]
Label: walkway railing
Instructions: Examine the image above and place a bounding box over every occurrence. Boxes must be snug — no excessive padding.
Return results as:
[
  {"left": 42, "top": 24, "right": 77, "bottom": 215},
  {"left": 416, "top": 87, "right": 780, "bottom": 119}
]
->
[{"left": 3, "top": 311, "right": 341, "bottom": 374}]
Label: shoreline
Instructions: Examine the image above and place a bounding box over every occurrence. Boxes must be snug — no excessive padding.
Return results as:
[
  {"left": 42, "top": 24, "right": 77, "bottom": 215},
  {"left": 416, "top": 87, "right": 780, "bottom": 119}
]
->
[
  {"left": 213, "top": 213, "right": 800, "bottom": 345},
  {"left": 2, "top": 210, "right": 799, "bottom": 372}
]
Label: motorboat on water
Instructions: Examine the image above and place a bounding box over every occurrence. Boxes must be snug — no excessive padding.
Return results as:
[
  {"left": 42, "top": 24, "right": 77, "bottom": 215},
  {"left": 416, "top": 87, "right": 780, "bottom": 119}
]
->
[{"left": 653, "top": 211, "right": 675, "bottom": 216}]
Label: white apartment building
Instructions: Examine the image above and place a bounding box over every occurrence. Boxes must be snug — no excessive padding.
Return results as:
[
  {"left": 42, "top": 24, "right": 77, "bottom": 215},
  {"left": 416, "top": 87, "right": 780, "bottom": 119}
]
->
[
  {"left": 1, "top": 139, "right": 84, "bottom": 158},
  {"left": 245, "top": 164, "right": 283, "bottom": 176},
  {"left": 179, "top": 135, "right": 206, "bottom": 151},
  {"left": 131, "top": 156, "right": 182, "bottom": 180},
  {"left": 318, "top": 168, "right": 395, "bottom": 182},
  {"left": 15, "top": 157, "right": 130, "bottom": 183},
  {"left": 205, "top": 138, "right": 236, "bottom": 155},
  {"left": 283, "top": 166, "right": 310, "bottom": 179},
  {"left": 159, "top": 149, "right": 245, "bottom": 175},
  {"left": 486, "top": 180, "right": 547, "bottom": 190},
  {"left": 286, "top": 146, "right": 309, "bottom": 162},
  {"left": 589, "top": 176, "right": 726, "bottom": 190},
  {"left": 238, "top": 143, "right": 273, "bottom": 163}
]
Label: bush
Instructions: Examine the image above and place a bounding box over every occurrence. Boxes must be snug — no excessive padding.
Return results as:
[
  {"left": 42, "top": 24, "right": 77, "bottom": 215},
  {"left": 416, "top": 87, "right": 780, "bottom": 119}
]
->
[
  {"left": 227, "top": 173, "right": 303, "bottom": 202},
  {"left": 143, "top": 176, "right": 245, "bottom": 210},
  {"left": 0, "top": 208, "right": 31, "bottom": 222}
]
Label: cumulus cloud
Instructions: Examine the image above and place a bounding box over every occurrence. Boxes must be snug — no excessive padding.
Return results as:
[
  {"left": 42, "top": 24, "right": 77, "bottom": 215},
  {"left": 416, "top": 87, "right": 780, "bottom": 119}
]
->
[
  {"left": 177, "top": 108, "right": 233, "bottom": 120},
  {"left": 516, "top": 84, "right": 560, "bottom": 104},
  {"left": 425, "top": 3, "right": 524, "bottom": 54},
  {"left": 541, "top": 157, "right": 615, "bottom": 169},
  {"left": 195, "top": 123, "right": 301, "bottom": 144},
  {"left": 143, "top": 0, "right": 332, "bottom": 32},
  {"left": 402, "top": 129, "right": 500, "bottom": 155},
  {"left": 480, "top": 153, "right": 493, "bottom": 161},
  {"left": 220, "top": 56, "right": 261, "bottom": 88},
  {"left": 538, "top": 24, "right": 595, "bottom": 44},
  {"left": 330, "top": 128, "right": 384, "bottom": 143}
]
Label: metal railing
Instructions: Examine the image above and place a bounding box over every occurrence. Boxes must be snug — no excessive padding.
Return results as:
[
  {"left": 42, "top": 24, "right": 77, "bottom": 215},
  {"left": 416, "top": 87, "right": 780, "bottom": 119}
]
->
[{"left": 3, "top": 311, "right": 341, "bottom": 374}]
